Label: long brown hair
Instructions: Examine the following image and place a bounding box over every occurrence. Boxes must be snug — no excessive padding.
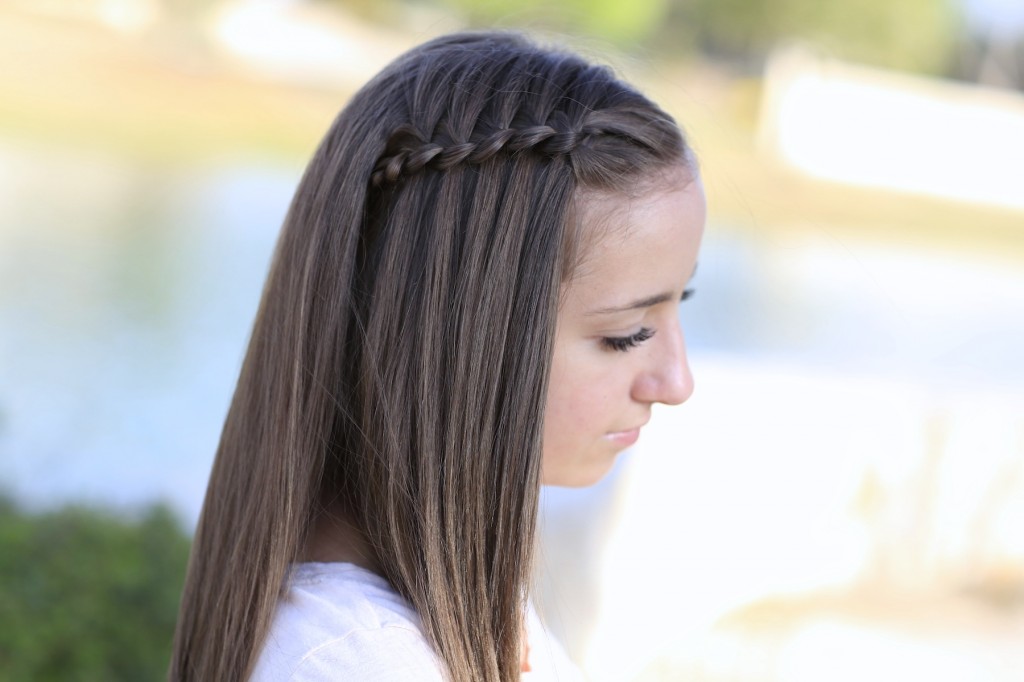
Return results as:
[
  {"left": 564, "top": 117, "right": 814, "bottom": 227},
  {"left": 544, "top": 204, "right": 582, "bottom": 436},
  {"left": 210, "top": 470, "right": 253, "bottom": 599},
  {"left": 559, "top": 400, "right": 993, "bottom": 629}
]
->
[{"left": 170, "top": 31, "right": 691, "bottom": 682}]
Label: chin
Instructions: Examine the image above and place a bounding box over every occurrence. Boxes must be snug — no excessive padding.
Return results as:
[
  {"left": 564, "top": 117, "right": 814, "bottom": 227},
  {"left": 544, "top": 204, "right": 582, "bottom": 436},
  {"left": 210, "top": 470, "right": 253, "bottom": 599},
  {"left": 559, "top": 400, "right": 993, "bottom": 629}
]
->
[{"left": 541, "top": 461, "right": 616, "bottom": 488}]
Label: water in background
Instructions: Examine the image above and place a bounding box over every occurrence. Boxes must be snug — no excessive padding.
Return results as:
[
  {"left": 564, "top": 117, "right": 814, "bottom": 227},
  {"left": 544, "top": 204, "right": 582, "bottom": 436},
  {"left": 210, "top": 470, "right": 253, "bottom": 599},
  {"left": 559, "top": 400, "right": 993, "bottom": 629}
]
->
[
  {"left": 1, "top": 141, "right": 1023, "bottom": 527},
  {"left": 0, "top": 144, "right": 294, "bottom": 520}
]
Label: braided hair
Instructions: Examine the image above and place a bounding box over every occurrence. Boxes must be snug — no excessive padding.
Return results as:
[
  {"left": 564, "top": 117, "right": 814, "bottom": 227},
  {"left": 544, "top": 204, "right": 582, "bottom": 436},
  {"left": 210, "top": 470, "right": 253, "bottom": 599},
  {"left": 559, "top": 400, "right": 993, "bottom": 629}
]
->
[
  {"left": 171, "top": 30, "right": 693, "bottom": 682},
  {"left": 366, "top": 38, "right": 686, "bottom": 192}
]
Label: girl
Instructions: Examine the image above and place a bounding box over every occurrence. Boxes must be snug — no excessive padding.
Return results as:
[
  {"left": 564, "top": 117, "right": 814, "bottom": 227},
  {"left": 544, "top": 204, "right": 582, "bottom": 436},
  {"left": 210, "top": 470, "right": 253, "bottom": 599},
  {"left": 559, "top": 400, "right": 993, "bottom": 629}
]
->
[{"left": 170, "top": 30, "right": 704, "bottom": 682}]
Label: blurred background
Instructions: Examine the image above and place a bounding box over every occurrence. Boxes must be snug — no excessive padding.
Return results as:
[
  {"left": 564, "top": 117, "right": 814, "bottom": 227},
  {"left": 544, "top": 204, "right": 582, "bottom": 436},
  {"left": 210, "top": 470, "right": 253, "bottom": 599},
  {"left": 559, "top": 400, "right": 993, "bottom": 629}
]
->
[{"left": 0, "top": 0, "right": 1022, "bottom": 679}]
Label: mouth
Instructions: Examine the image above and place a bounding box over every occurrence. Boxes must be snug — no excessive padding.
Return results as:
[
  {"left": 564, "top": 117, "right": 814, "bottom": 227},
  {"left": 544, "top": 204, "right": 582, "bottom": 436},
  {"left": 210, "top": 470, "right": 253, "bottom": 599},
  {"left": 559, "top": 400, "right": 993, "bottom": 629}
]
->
[
  {"left": 605, "top": 411, "right": 651, "bottom": 448},
  {"left": 604, "top": 424, "right": 645, "bottom": 448}
]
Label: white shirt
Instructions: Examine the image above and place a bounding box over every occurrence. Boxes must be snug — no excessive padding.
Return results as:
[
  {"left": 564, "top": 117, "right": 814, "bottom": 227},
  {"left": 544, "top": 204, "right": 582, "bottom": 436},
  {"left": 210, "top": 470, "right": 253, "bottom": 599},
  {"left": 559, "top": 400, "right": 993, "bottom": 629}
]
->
[{"left": 250, "top": 562, "right": 584, "bottom": 681}]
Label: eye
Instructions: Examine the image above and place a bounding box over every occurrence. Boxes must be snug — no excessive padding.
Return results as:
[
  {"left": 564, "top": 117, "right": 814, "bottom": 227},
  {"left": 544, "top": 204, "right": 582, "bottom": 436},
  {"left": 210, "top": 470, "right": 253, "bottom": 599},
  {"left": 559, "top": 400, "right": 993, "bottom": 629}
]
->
[
  {"left": 600, "top": 327, "right": 655, "bottom": 352},
  {"left": 680, "top": 288, "right": 695, "bottom": 302}
]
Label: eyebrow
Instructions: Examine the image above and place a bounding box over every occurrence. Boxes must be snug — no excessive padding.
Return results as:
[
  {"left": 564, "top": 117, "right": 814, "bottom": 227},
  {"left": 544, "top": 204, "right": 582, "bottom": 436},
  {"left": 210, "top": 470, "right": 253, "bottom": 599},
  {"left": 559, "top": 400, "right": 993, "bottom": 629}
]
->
[
  {"left": 585, "top": 262, "right": 699, "bottom": 317},
  {"left": 587, "top": 293, "right": 674, "bottom": 316}
]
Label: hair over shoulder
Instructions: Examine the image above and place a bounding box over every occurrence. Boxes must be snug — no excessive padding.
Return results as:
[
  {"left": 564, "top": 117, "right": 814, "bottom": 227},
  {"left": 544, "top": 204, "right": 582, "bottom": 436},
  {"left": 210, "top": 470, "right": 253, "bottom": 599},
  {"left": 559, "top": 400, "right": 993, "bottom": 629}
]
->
[{"left": 170, "top": 30, "right": 692, "bottom": 682}]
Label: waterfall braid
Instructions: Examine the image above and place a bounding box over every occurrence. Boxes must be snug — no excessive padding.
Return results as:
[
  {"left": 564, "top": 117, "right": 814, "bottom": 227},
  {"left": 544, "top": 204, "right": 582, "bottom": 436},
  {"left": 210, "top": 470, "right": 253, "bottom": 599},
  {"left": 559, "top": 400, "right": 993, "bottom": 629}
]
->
[{"left": 170, "top": 30, "right": 692, "bottom": 682}]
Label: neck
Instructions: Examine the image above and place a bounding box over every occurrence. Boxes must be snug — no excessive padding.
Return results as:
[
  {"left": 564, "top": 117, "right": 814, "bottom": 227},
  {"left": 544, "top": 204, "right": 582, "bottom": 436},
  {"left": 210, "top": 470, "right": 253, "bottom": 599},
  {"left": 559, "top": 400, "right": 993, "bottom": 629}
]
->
[{"left": 302, "top": 503, "right": 382, "bottom": 575}]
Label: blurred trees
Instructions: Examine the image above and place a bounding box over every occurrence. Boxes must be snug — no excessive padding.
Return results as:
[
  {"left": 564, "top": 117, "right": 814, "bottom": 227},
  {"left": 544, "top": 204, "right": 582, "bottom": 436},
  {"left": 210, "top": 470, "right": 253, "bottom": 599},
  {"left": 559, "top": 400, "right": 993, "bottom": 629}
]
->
[
  {"left": 439, "top": 0, "right": 671, "bottom": 45},
  {"left": 955, "top": 30, "right": 1024, "bottom": 90},
  {"left": 394, "top": 0, "right": 962, "bottom": 74},
  {"left": 0, "top": 497, "right": 190, "bottom": 681},
  {"left": 668, "top": 0, "right": 959, "bottom": 74}
]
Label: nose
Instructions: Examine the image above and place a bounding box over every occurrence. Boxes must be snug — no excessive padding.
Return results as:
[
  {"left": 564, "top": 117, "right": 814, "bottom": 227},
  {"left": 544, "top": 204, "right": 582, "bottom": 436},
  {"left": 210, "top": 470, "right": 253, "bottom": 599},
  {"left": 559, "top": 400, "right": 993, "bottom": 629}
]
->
[{"left": 632, "top": 322, "right": 694, "bottom": 406}]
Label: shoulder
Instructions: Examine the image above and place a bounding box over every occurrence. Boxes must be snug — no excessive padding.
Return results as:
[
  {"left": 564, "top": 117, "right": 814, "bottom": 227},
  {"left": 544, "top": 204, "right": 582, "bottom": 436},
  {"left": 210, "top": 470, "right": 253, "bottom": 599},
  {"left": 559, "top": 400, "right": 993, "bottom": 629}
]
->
[{"left": 250, "top": 563, "right": 446, "bottom": 682}]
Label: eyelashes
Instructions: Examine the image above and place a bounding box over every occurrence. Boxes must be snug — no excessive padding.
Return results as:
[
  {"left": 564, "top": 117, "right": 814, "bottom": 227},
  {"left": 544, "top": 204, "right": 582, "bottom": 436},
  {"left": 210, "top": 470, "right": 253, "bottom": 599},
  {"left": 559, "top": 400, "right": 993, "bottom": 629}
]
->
[
  {"left": 601, "top": 327, "right": 655, "bottom": 352},
  {"left": 599, "top": 289, "right": 695, "bottom": 353}
]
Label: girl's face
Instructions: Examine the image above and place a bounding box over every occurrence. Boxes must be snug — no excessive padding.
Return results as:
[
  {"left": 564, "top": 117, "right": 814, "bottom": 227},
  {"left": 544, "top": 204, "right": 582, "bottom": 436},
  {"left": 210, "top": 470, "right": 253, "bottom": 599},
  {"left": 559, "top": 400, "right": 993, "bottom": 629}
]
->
[{"left": 542, "top": 168, "right": 706, "bottom": 486}]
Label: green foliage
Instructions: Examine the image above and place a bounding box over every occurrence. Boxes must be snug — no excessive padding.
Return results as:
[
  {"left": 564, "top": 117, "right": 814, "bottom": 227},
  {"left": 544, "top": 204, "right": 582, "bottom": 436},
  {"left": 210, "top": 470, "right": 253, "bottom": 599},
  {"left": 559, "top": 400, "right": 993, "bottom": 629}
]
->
[
  {"left": 439, "top": 0, "right": 672, "bottom": 45},
  {"left": 0, "top": 498, "right": 191, "bottom": 682},
  {"left": 425, "top": 0, "right": 959, "bottom": 74},
  {"left": 674, "top": 0, "right": 960, "bottom": 73}
]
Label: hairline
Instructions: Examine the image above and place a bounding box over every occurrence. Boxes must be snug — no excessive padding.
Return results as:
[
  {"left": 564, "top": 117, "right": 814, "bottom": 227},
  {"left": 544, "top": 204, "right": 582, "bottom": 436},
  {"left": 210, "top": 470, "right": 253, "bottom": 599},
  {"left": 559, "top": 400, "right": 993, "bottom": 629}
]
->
[{"left": 560, "top": 159, "right": 697, "bottom": 297}]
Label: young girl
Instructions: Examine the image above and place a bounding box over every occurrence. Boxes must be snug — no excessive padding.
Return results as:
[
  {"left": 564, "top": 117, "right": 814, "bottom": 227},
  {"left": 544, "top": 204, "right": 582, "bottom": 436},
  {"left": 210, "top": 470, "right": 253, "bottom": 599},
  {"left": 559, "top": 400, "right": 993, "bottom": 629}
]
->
[{"left": 170, "top": 30, "right": 704, "bottom": 682}]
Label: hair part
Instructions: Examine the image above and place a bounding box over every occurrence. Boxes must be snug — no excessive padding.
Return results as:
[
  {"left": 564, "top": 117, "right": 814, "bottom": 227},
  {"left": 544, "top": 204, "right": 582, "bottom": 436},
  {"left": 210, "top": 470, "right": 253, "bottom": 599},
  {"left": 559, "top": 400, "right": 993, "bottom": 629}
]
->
[{"left": 171, "top": 30, "right": 692, "bottom": 682}]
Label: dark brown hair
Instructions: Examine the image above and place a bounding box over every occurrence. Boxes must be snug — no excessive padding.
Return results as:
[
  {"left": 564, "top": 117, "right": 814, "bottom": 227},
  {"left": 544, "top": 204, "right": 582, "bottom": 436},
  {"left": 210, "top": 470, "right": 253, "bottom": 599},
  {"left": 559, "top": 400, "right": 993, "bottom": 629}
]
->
[{"left": 170, "top": 30, "right": 691, "bottom": 682}]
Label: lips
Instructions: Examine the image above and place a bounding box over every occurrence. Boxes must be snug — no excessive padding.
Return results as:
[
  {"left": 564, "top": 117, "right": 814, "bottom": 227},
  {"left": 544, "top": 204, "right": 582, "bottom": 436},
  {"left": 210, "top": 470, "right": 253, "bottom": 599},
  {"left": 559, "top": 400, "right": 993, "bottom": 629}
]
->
[
  {"left": 605, "top": 428, "right": 641, "bottom": 447},
  {"left": 605, "top": 417, "right": 649, "bottom": 448}
]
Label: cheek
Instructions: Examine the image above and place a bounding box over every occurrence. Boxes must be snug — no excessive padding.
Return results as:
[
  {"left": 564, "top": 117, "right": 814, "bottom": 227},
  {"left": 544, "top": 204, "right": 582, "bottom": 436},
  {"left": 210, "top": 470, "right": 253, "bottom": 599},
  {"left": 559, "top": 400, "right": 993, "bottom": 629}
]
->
[
  {"left": 543, "top": 352, "right": 614, "bottom": 450},
  {"left": 541, "top": 363, "right": 625, "bottom": 486},
  {"left": 541, "top": 375, "right": 577, "bottom": 455},
  {"left": 547, "top": 390, "right": 588, "bottom": 435}
]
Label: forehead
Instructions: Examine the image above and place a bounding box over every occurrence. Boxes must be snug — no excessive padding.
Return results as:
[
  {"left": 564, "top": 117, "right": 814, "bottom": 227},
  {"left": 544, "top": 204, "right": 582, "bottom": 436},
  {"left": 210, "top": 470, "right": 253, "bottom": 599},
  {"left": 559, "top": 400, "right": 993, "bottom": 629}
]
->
[{"left": 566, "top": 170, "right": 705, "bottom": 294}]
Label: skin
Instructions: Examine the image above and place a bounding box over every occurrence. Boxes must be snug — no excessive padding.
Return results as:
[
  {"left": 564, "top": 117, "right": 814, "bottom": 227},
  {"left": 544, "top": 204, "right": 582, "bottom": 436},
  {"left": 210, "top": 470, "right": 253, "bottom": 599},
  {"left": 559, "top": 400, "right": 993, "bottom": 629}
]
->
[
  {"left": 542, "top": 167, "right": 706, "bottom": 487},
  {"left": 308, "top": 168, "right": 705, "bottom": 564}
]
